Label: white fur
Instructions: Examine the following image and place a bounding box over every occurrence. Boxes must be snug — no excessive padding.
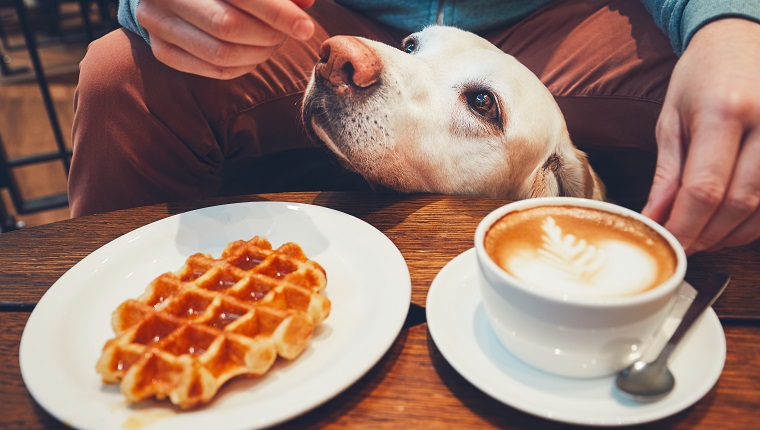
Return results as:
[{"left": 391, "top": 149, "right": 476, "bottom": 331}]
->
[{"left": 303, "top": 26, "right": 604, "bottom": 200}]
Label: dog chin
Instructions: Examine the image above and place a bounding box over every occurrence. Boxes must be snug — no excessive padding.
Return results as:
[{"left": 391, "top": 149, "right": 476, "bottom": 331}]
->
[
  {"left": 309, "top": 119, "right": 357, "bottom": 172},
  {"left": 308, "top": 118, "right": 399, "bottom": 194}
]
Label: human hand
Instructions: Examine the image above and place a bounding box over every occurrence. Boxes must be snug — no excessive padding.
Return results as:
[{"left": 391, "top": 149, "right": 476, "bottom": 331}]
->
[
  {"left": 642, "top": 18, "right": 760, "bottom": 255},
  {"left": 136, "top": 0, "right": 316, "bottom": 79}
]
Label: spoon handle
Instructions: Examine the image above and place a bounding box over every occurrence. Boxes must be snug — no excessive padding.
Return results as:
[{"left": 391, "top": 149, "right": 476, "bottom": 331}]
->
[{"left": 667, "top": 273, "right": 730, "bottom": 349}]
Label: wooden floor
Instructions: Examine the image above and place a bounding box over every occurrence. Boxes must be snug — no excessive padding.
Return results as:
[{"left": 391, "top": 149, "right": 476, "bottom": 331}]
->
[{"left": 0, "top": 3, "right": 115, "bottom": 228}]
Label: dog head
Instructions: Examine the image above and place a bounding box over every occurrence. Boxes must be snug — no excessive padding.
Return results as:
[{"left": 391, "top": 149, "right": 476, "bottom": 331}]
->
[{"left": 303, "top": 26, "right": 604, "bottom": 200}]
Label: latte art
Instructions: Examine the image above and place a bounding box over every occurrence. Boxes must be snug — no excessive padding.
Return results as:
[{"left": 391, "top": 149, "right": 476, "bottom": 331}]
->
[
  {"left": 536, "top": 216, "right": 606, "bottom": 282},
  {"left": 484, "top": 206, "right": 677, "bottom": 298}
]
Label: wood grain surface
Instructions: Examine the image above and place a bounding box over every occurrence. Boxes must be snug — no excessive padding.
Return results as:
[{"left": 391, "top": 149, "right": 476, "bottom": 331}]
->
[{"left": 1, "top": 192, "right": 758, "bottom": 429}]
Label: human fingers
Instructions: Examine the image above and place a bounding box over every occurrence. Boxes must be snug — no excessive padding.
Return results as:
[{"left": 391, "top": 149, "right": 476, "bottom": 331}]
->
[
  {"left": 140, "top": 0, "right": 290, "bottom": 48},
  {"left": 137, "top": 0, "right": 288, "bottom": 78},
  {"left": 226, "top": 0, "right": 315, "bottom": 40},
  {"left": 709, "top": 206, "right": 760, "bottom": 251},
  {"left": 291, "top": 0, "right": 316, "bottom": 9},
  {"left": 144, "top": 10, "right": 282, "bottom": 70},
  {"left": 150, "top": 37, "right": 261, "bottom": 79},
  {"left": 641, "top": 106, "right": 684, "bottom": 224},
  {"left": 662, "top": 117, "right": 743, "bottom": 252},
  {"left": 693, "top": 128, "right": 760, "bottom": 252}
]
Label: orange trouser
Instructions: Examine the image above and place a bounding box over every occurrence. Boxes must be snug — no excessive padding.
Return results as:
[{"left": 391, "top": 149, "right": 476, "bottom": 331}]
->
[{"left": 69, "top": 0, "right": 676, "bottom": 217}]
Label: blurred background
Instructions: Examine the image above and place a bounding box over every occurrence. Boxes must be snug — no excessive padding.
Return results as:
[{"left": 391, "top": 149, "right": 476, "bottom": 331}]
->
[{"left": 0, "top": 0, "right": 118, "bottom": 231}]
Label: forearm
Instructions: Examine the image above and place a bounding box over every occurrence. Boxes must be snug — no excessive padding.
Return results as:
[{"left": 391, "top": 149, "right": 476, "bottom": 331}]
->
[{"left": 640, "top": 0, "right": 760, "bottom": 55}]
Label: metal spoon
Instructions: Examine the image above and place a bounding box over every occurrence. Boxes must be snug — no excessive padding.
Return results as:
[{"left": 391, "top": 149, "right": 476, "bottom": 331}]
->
[{"left": 615, "top": 272, "right": 731, "bottom": 400}]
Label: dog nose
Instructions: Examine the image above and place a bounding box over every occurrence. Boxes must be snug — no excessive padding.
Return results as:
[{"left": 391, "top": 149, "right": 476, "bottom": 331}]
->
[{"left": 317, "top": 36, "right": 382, "bottom": 90}]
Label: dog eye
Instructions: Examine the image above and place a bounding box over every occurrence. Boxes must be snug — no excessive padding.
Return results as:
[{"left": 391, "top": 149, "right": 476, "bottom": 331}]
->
[
  {"left": 402, "top": 39, "right": 416, "bottom": 54},
  {"left": 466, "top": 91, "right": 499, "bottom": 120}
]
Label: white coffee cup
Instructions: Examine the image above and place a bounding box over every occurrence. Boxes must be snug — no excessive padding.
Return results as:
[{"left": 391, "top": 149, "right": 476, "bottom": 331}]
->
[{"left": 474, "top": 197, "right": 687, "bottom": 378}]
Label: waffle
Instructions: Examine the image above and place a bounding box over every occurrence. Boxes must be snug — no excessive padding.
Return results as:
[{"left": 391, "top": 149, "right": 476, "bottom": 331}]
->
[{"left": 96, "top": 236, "right": 330, "bottom": 408}]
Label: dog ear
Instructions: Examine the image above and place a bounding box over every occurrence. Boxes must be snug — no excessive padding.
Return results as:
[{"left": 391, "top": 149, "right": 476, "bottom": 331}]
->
[{"left": 529, "top": 148, "right": 605, "bottom": 200}]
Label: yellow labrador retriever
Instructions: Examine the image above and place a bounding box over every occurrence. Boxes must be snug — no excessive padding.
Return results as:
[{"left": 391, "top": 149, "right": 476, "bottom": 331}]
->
[{"left": 303, "top": 26, "right": 604, "bottom": 200}]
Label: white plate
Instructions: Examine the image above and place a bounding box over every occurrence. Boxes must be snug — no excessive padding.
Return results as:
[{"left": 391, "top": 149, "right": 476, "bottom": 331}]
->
[
  {"left": 426, "top": 249, "right": 726, "bottom": 427},
  {"left": 20, "top": 201, "right": 411, "bottom": 430}
]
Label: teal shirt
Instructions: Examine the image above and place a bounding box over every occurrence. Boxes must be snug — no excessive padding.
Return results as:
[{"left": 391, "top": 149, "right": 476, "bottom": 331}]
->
[
  {"left": 334, "top": 0, "right": 553, "bottom": 33},
  {"left": 118, "top": 0, "right": 760, "bottom": 55}
]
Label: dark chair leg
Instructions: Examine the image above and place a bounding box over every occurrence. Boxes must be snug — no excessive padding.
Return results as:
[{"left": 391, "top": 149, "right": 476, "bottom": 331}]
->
[
  {"left": 12, "top": 0, "right": 70, "bottom": 174},
  {"left": 75, "top": 0, "right": 95, "bottom": 41},
  {"left": 0, "top": 198, "right": 19, "bottom": 232},
  {"left": 0, "top": 45, "right": 30, "bottom": 76}
]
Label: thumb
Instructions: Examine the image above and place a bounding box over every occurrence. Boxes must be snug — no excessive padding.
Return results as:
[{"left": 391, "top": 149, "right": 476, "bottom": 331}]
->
[{"left": 291, "top": 0, "right": 315, "bottom": 9}]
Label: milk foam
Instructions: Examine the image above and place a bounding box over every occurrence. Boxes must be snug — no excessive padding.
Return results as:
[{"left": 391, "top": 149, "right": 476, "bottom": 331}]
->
[{"left": 502, "top": 216, "right": 659, "bottom": 298}]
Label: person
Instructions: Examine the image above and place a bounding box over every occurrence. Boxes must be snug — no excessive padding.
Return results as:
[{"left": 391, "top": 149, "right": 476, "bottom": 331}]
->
[{"left": 69, "top": 0, "right": 760, "bottom": 256}]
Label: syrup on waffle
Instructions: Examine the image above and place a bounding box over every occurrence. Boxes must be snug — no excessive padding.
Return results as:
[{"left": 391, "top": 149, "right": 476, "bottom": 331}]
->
[{"left": 96, "top": 236, "right": 330, "bottom": 408}]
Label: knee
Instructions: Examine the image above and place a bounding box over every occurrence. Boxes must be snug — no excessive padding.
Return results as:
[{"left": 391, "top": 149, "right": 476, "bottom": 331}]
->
[{"left": 75, "top": 29, "right": 148, "bottom": 108}]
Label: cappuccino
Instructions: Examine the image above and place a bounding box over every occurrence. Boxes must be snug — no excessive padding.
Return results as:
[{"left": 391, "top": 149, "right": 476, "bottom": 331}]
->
[{"left": 484, "top": 205, "right": 677, "bottom": 299}]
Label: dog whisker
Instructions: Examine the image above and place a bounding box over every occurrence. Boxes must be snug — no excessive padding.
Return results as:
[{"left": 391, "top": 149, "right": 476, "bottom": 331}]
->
[{"left": 300, "top": 26, "right": 604, "bottom": 201}]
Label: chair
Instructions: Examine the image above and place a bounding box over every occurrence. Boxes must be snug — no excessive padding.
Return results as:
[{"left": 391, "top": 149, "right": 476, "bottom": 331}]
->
[
  {"left": 0, "top": 1, "right": 108, "bottom": 50},
  {"left": 0, "top": 0, "right": 114, "bottom": 232},
  {"left": 0, "top": 132, "right": 70, "bottom": 232}
]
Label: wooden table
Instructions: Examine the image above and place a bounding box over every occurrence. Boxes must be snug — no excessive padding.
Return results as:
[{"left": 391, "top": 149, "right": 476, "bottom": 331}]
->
[{"left": 1, "top": 192, "right": 758, "bottom": 429}]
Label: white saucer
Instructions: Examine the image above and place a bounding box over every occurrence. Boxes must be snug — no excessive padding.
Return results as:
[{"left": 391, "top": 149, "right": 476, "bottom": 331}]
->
[{"left": 426, "top": 249, "right": 726, "bottom": 427}]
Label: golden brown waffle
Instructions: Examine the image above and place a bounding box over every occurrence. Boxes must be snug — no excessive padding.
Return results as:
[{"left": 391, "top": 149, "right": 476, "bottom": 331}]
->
[{"left": 96, "top": 236, "right": 330, "bottom": 408}]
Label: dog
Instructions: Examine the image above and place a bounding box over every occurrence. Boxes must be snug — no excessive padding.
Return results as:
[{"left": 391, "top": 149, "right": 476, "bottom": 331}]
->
[{"left": 302, "top": 26, "right": 604, "bottom": 200}]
